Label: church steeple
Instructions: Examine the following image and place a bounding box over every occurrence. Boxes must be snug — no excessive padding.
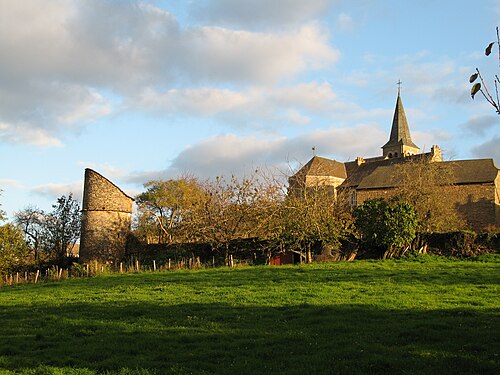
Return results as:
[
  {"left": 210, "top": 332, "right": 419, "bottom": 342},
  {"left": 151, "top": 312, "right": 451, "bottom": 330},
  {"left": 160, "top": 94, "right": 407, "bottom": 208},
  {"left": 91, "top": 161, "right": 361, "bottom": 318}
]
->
[{"left": 381, "top": 91, "right": 419, "bottom": 159}]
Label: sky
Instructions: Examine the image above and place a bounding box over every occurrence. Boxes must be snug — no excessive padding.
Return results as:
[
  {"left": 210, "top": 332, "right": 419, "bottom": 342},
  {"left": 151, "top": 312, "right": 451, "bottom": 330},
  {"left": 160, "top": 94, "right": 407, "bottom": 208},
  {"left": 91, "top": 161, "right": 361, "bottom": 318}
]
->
[{"left": 1, "top": 0, "right": 499, "bottom": 220}]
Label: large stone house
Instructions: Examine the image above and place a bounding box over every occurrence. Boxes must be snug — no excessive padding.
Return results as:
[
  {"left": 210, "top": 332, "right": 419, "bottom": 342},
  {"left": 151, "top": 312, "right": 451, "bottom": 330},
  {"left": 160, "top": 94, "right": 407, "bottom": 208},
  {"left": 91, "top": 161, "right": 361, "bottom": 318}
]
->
[{"left": 289, "top": 93, "right": 500, "bottom": 230}]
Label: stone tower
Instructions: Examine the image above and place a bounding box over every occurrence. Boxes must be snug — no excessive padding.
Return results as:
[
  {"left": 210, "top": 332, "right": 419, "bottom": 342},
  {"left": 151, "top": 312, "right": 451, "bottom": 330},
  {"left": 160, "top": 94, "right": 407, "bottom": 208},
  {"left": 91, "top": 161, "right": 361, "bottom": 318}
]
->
[
  {"left": 79, "top": 169, "right": 133, "bottom": 263},
  {"left": 381, "top": 93, "right": 419, "bottom": 159}
]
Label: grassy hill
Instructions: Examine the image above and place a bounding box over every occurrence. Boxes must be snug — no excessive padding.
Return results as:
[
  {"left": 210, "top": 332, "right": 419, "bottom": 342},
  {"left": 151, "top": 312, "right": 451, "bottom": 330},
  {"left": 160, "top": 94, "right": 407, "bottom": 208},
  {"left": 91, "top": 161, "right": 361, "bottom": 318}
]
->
[{"left": 0, "top": 256, "right": 499, "bottom": 374}]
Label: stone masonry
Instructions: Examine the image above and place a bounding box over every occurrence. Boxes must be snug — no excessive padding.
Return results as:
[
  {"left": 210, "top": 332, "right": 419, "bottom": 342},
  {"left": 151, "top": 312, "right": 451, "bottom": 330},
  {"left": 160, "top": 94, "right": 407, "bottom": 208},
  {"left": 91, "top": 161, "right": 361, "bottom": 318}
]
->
[{"left": 79, "top": 169, "right": 133, "bottom": 263}]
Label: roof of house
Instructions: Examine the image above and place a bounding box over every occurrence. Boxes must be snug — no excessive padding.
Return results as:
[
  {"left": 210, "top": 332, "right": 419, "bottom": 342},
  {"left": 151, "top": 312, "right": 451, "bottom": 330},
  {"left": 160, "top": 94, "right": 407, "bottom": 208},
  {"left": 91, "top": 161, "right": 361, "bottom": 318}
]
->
[
  {"left": 355, "top": 158, "right": 499, "bottom": 190},
  {"left": 291, "top": 156, "right": 347, "bottom": 179},
  {"left": 447, "top": 159, "right": 499, "bottom": 184}
]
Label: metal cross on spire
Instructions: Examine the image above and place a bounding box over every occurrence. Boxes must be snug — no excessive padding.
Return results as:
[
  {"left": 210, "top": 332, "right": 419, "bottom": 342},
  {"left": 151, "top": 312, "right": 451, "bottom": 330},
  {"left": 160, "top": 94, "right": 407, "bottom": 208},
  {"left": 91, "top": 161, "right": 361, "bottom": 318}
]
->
[{"left": 397, "top": 80, "right": 402, "bottom": 96}]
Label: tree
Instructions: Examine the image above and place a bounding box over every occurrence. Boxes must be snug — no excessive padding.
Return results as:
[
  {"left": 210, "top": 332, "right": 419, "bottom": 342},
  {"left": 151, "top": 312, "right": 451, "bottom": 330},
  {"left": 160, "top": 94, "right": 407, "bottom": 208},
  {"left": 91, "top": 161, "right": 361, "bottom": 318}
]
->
[
  {"left": 277, "top": 179, "right": 355, "bottom": 263},
  {"left": 0, "top": 223, "right": 30, "bottom": 274},
  {"left": 189, "top": 173, "right": 283, "bottom": 262},
  {"left": 43, "top": 194, "right": 81, "bottom": 263},
  {"left": 0, "top": 189, "right": 6, "bottom": 223},
  {"left": 135, "top": 177, "right": 206, "bottom": 244},
  {"left": 469, "top": 26, "right": 500, "bottom": 115},
  {"left": 354, "top": 198, "right": 418, "bottom": 259},
  {"left": 14, "top": 206, "right": 46, "bottom": 261},
  {"left": 392, "top": 158, "right": 464, "bottom": 233}
]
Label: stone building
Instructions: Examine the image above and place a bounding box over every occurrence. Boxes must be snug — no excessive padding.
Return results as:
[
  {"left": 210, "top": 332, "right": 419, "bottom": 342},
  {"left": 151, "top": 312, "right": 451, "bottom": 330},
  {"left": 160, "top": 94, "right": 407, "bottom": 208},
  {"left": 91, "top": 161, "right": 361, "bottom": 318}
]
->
[
  {"left": 79, "top": 169, "right": 133, "bottom": 262},
  {"left": 290, "top": 93, "right": 500, "bottom": 230}
]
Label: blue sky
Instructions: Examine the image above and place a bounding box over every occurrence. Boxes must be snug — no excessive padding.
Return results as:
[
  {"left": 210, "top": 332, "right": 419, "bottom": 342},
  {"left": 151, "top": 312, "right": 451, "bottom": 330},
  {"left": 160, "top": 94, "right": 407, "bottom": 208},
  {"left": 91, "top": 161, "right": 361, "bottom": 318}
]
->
[{"left": 1, "top": 0, "right": 499, "bottom": 220}]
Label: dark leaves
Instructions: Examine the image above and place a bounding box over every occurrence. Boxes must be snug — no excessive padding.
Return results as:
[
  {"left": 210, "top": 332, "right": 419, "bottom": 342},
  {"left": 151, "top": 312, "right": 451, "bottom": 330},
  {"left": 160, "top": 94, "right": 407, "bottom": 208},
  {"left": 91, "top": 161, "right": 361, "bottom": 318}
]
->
[
  {"left": 470, "top": 83, "right": 481, "bottom": 99},
  {"left": 485, "top": 42, "right": 495, "bottom": 56},
  {"left": 469, "top": 73, "right": 478, "bottom": 83}
]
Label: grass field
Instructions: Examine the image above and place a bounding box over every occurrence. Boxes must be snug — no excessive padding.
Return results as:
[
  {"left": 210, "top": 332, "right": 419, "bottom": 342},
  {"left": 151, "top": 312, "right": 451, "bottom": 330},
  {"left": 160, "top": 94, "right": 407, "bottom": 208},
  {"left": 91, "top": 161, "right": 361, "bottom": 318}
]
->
[{"left": 0, "top": 255, "right": 499, "bottom": 374}]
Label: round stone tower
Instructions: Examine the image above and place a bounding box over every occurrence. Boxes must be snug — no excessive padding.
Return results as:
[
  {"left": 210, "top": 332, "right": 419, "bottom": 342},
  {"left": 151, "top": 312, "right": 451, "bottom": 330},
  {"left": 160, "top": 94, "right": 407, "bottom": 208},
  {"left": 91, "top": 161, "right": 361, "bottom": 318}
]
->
[{"left": 79, "top": 169, "right": 133, "bottom": 263}]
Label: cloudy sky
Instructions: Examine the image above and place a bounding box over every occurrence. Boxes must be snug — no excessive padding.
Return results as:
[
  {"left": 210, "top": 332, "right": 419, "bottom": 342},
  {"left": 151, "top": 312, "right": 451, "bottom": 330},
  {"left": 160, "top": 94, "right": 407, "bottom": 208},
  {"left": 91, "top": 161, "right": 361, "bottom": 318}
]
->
[{"left": 1, "top": 0, "right": 499, "bottom": 219}]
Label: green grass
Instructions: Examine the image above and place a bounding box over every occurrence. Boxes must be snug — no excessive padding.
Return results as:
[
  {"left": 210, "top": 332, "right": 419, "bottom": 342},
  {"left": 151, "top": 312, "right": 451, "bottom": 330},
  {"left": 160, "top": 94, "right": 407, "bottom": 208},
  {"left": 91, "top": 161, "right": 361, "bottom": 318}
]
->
[{"left": 0, "top": 255, "right": 499, "bottom": 374}]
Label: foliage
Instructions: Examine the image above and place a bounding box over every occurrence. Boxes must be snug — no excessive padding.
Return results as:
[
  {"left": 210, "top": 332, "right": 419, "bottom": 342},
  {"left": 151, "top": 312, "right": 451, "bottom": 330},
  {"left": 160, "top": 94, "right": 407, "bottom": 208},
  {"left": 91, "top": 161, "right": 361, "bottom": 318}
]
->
[
  {"left": 135, "top": 177, "right": 206, "bottom": 244},
  {"left": 354, "top": 198, "right": 418, "bottom": 258},
  {"left": 277, "top": 185, "right": 355, "bottom": 262},
  {"left": 42, "top": 194, "right": 81, "bottom": 262},
  {"left": 0, "top": 223, "right": 30, "bottom": 274},
  {"left": 189, "top": 173, "right": 283, "bottom": 259},
  {"left": 392, "top": 158, "right": 465, "bottom": 232},
  {"left": 469, "top": 26, "right": 500, "bottom": 114},
  {"left": 0, "top": 189, "right": 6, "bottom": 222},
  {"left": 14, "top": 205, "right": 46, "bottom": 261},
  {"left": 0, "top": 259, "right": 498, "bottom": 374}
]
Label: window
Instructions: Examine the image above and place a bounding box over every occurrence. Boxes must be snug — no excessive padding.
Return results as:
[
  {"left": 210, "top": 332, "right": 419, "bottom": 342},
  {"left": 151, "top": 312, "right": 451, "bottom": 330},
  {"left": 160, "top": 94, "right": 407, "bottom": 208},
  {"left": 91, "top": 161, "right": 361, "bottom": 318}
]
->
[{"left": 350, "top": 190, "right": 357, "bottom": 206}]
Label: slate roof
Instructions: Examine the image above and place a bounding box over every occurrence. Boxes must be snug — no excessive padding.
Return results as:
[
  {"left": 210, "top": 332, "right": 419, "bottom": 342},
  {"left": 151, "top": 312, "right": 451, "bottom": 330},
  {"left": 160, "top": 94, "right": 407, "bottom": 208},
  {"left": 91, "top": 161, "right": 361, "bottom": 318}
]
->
[
  {"left": 446, "top": 159, "right": 499, "bottom": 184},
  {"left": 293, "top": 156, "right": 347, "bottom": 179},
  {"left": 355, "top": 159, "right": 499, "bottom": 190},
  {"left": 382, "top": 94, "right": 419, "bottom": 150}
]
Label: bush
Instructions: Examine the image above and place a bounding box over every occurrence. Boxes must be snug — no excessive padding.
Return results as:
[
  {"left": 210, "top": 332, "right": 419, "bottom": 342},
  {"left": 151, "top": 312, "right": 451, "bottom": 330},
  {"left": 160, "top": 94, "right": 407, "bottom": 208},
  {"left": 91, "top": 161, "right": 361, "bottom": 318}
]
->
[{"left": 354, "top": 198, "right": 418, "bottom": 259}]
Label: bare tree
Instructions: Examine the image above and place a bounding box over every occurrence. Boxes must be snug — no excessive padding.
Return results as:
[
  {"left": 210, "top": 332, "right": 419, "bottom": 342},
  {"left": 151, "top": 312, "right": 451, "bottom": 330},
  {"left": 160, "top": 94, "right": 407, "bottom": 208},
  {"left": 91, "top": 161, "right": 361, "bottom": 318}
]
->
[
  {"left": 470, "top": 26, "right": 500, "bottom": 114},
  {"left": 393, "top": 159, "right": 465, "bottom": 233},
  {"left": 276, "top": 176, "right": 355, "bottom": 263},
  {"left": 189, "top": 173, "right": 284, "bottom": 263}
]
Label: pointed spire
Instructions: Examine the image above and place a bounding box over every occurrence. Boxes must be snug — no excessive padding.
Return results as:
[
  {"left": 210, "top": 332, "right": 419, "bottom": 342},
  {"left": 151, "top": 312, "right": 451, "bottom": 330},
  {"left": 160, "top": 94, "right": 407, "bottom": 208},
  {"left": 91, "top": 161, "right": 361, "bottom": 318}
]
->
[{"left": 382, "top": 92, "right": 419, "bottom": 150}]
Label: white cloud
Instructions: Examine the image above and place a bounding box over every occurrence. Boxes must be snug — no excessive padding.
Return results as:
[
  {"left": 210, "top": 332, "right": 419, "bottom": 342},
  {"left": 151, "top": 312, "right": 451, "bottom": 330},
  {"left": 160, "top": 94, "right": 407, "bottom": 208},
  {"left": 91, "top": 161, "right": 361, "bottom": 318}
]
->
[
  {"left": 175, "top": 24, "right": 339, "bottom": 83},
  {"left": 134, "top": 81, "right": 339, "bottom": 128},
  {"left": 190, "top": 0, "right": 334, "bottom": 29},
  {"left": 0, "top": 1, "right": 339, "bottom": 146},
  {"left": 32, "top": 182, "right": 83, "bottom": 203},
  {"left": 124, "top": 124, "right": 388, "bottom": 184},
  {"left": 0, "top": 122, "right": 62, "bottom": 147}
]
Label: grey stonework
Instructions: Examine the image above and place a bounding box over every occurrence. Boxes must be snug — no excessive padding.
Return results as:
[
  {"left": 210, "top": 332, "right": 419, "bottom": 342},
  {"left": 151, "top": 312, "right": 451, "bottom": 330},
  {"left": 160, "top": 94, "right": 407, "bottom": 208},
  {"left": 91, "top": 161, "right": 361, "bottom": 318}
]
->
[{"left": 79, "top": 169, "right": 133, "bottom": 263}]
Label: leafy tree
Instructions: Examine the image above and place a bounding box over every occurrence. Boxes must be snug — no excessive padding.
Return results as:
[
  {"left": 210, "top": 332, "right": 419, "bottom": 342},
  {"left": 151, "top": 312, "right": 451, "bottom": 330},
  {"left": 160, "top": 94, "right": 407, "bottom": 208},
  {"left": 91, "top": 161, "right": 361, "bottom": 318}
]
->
[
  {"left": 469, "top": 26, "right": 500, "bottom": 114},
  {"left": 0, "top": 223, "right": 30, "bottom": 274},
  {"left": 43, "top": 194, "right": 81, "bottom": 263},
  {"left": 135, "top": 177, "right": 206, "bottom": 243},
  {"left": 14, "top": 206, "right": 46, "bottom": 261},
  {"left": 0, "top": 189, "right": 6, "bottom": 223},
  {"left": 354, "top": 198, "right": 418, "bottom": 259}
]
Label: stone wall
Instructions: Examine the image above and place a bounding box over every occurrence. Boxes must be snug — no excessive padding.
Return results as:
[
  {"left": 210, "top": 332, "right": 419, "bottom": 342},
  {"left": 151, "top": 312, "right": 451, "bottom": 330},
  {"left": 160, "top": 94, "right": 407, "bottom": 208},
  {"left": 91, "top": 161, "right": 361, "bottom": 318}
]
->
[
  {"left": 356, "top": 188, "right": 397, "bottom": 205},
  {"left": 356, "top": 182, "right": 499, "bottom": 231},
  {"left": 80, "top": 169, "right": 133, "bottom": 263},
  {"left": 450, "top": 183, "right": 498, "bottom": 230}
]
